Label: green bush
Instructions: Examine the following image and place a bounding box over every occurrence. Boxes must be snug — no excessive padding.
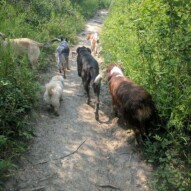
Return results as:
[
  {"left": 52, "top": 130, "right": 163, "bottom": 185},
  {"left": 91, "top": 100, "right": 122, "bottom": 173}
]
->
[
  {"left": 101, "top": 0, "right": 191, "bottom": 190},
  {"left": 0, "top": 0, "right": 109, "bottom": 184},
  {"left": 98, "top": 0, "right": 111, "bottom": 9},
  {"left": 0, "top": 43, "right": 39, "bottom": 179},
  {"left": 71, "top": 0, "right": 111, "bottom": 19}
]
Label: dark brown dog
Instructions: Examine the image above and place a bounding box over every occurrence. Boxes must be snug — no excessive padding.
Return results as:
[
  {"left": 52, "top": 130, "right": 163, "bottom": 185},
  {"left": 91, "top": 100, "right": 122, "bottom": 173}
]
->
[{"left": 106, "top": 64, "right": 156, "bottom": 145}]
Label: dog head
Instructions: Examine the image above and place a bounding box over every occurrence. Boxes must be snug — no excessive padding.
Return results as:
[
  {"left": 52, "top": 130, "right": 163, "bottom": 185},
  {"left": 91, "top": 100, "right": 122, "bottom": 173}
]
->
[
  {"left": 52, "top": 75, "right": 64, "bottom": 85},
  {"left": 76, "top": 46, "right": 91, "bottom": 54},
  {"left": 87, "top": 33, "right": 100, "bottom": 44},
  {"left": 93, "top": 32, "right": 100, "bottom": 43},
  {"left": 57, "top": 36, "right": 68, "bottom": 42},
  {"left": 86, "top": 34, "right": 92, "bottom": 40},
  {"left": 106, "top": 64, "right": 124, "bottom": 81}
]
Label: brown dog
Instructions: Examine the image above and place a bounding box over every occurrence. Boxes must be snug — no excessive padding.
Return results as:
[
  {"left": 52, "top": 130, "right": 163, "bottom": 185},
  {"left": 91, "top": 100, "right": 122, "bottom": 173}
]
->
[
  {"left": 0, "top": 32, "right": 59, "bottom": 68},
  {"left": 106, "top": 64, "right": 156, "bottom": 145},
  {"left": 86, "top": 32, "right": 100, "bottom": 56}
]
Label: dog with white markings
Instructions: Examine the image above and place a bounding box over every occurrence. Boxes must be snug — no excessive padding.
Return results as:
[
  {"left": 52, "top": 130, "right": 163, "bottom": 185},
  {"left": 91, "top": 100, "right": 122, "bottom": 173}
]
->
[
  {"left": 106, "top": 64, "right": 157, "bottom": 145},
  {"left": 43, "top": 75, "right": 64, "bottom": 116},
  {"left": 86, "top": 32, "right": 100, "bottom": 56}
]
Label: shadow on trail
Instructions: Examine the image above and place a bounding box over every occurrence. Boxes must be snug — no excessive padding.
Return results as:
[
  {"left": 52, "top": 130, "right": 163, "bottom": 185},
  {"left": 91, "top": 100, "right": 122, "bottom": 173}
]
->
[{"left": 4, "top": 9, "right": 152, "bottom": 191}]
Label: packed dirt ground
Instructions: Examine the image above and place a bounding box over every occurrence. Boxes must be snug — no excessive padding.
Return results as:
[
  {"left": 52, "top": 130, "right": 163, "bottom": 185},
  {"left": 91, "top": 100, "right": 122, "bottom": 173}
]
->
[{"left": 4, "top": 10, "right": 153, "bottom": 191}]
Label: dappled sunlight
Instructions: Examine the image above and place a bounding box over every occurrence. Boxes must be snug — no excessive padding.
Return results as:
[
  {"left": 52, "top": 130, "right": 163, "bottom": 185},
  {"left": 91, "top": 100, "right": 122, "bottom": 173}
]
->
[{"left": 4, "top": 9, "right": 152, "bottom": 191}]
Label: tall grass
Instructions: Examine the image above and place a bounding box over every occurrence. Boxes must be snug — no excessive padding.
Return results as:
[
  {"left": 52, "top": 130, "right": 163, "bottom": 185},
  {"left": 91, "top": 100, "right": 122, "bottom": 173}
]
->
[
  {"left": 0, "top": 0, "right": 112, "bottom": 186},
  {"left": 101, "top": 0, "right": 191, "bottom": 190},
  {"left": 0, "top": 43, "right": 40, "bottom": 185}
]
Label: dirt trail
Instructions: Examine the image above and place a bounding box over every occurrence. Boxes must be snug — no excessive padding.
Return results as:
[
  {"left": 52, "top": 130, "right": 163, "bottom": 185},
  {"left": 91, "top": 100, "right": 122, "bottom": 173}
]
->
[{"left": 4, "top": 10, "right": 153, "bottom": 191}]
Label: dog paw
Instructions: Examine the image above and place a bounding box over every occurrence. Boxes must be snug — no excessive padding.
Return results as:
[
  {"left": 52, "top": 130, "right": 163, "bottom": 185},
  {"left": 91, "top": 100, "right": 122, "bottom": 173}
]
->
[
  {"left": 86, "top": 99, "right": 90, "bottom": 105},
  {"left": 54, "top": 112, "right": 60, "bottom": 116},
  {"left": 95, "top": 114, "right": 99, "bottom": 121}
]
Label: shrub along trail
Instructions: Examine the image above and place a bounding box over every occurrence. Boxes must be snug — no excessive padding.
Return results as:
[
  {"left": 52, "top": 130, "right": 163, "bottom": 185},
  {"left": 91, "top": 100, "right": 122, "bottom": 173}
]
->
[{"left": 5, "top": 10, "right": 153, "bottom": 191}]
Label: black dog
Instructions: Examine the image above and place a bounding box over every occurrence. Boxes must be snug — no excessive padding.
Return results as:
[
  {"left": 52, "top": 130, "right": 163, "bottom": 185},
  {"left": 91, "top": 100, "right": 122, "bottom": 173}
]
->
[{"left": 76, "top": 46, "right": 102, "bottom": 121}]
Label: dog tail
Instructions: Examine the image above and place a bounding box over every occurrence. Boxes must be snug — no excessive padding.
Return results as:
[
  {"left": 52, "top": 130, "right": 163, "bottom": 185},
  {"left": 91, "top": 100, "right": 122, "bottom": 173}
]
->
[
  {"left": 46, "top": 84, "right": 55, "bottom": 97},
  {"left": 43, "top": 38, "right": 60, "bottom": 47},
  {"left": 94, "top": 73, "right": 102, "bottom": 84},
  {"left": 32, "top": 38, "right": 60, "bottom": 47},
  {"left": 93, "top": 74, "right": 102, "bottom": 94}
]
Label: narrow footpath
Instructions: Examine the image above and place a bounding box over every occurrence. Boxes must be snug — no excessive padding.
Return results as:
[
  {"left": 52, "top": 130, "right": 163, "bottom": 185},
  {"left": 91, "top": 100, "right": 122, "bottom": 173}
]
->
[{"left": 5, "top": 10, "right": 153, "bottom": 191}]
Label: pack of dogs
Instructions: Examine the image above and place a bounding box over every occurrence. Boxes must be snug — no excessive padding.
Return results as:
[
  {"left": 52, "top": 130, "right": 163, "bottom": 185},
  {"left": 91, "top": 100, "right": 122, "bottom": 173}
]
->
[{"left": 0, "top": 31, "right": 158, "bottom": 145}]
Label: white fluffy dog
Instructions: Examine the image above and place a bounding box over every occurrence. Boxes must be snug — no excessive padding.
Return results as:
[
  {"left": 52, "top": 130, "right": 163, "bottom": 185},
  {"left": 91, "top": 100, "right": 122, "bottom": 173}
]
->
[{"left": 43, "top": 75, "right": 64, "bottom": 115}]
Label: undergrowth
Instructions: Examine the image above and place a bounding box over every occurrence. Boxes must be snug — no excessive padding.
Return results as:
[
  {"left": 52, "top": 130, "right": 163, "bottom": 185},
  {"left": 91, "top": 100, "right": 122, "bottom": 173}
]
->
[
  {"left": 101, "top": 0, "right": 191, "bottom": 190},
  {"left": 0, "top": 0, "right": 111, "bottom": 187}
]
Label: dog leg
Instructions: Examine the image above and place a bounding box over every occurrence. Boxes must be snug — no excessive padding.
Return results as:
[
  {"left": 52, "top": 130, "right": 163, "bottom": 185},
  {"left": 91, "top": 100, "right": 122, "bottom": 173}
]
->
[
  {"left": 66, "top": 56, "right": 70, "bottom": 70},
  {"left": 62, "top": 67, "right": 66, "bottom": 79},
  {"left": 83, "top": 81, "right": 90, "bottom": 104},
  {"left": 111, "top": 97, "right": 118, "bottom": 117},
  {"left": 86, "top": 91, "right": 90, "bottom": 105},
  {"left": 53, "top": 101, "right": 60, "bottom": 116},
  {"left": 131, "top": 125, "right": 143, "bottom": 146},
  {"left": 91, "top": 42, "right": 95, "bottom": 55},
  {"left": 28, "top": 46, "right": 40, "bottom": 68},
  {"left": 54, "top": 109, "right": 59, "bottom": 116},
  {"left": 95, "top": 98, "right": 100, "bottom": 121}
]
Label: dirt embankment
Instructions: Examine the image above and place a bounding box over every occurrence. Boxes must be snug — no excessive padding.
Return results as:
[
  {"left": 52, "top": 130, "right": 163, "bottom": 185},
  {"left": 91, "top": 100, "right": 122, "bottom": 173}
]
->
[{"left": 4, "top": 10, "right": 153, "bottom": 191}]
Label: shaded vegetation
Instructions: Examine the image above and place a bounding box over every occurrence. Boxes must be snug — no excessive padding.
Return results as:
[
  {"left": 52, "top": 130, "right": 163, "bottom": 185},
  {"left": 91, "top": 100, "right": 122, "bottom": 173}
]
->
[
  {"left": 101, "top": 0, "right": 191, "bottom": 190},
  {"left": 0, "top": 0, "right": 111, "bottom": 187}
]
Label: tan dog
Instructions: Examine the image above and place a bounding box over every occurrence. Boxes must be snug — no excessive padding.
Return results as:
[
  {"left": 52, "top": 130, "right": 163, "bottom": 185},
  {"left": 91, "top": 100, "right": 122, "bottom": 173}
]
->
[
  {"left": 0, "top": 32, "right": 59, "bottom": 68},
  {"left": 43, "top": 75, "right": 64, "bottom": 116},
  {"left": 86, "top": 32, "right": 100, "bottom": 56}
]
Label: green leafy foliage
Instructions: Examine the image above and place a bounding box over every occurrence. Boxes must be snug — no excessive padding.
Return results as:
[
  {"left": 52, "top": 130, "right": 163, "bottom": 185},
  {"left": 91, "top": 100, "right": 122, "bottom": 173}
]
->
[
  {"left": 0, "top": 0, "right": 111, "bottom": 185},
  {"left": 101, "top": 0, "right": 191, "bottom": 190},
  {"left": 71, "top": 0, "right": 111, "bottom": 18},
  {"left": 0, "top": 44, "right": 39, "bottom": 182}
]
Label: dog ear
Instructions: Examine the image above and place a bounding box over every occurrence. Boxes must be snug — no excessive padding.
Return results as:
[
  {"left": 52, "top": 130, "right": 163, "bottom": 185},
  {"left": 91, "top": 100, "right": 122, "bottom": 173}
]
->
[
  {"left": 60, "top": 36, "right": 63, "bottom": 41},
  {"left": 76, "top": 47, "right": 81, "bottom": 54},
  {"left": 87, "top": 47, "right": 91, "bottom": 54},
  {"left": 119, "top": 65, "right": 124, "bottom": 72},
  {"left": 86, "top": 34, "right": 91, "bottom": 40},
  {"left": 65, "top": 38, "right": 68, "bottom": 42}
]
